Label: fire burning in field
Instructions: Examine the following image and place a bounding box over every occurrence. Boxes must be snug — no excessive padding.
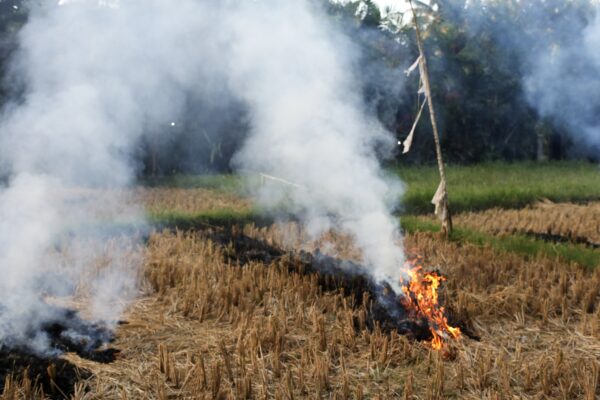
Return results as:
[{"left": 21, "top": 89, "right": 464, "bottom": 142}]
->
[{"left": 400, "top": 256, "right": 462, "bottom": 350}]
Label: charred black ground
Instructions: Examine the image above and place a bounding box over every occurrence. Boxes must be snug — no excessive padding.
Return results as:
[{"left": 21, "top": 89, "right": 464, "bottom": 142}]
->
[
  {"left": 522, "top": 230, "right": 600, "bottom": 249},
  {"left": 205, "top": 228, "right": 478, "bottom": 343},
  {"left": 38, "top": 307, "right": 118, "bottom": 363},
  {"left": 0, "top": 351, "right": 86, "bottom": 398},
  {"left": 0, "top": 305, "right": 119, "bottom": 398}
]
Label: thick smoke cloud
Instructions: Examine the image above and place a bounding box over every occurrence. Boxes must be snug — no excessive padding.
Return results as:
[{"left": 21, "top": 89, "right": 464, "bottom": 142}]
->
[
  {"left": 227, "top": 1, "right": 405, "bottom": 284},
  {"left": 0, "top": 0, "right": 405, "bottom": 353},
  {"left": 4, "top": 0, "right": 597, "bottom": 362},
  {"left": 0, "top": 0, "right": 227, "bottom": 353}
]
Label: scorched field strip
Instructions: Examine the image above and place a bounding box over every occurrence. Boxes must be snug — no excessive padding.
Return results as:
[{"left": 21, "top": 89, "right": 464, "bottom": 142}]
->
[
  {"left": 2, "top": 187, "right": 600, "bottom": 399},
  {"left": 75, "top": 227, "right": 600, "bottom": 399}
]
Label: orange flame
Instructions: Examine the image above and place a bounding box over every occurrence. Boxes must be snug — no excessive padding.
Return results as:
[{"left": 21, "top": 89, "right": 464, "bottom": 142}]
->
[{"left": 400, "top": 257, "right": 461, "bottom": 350}]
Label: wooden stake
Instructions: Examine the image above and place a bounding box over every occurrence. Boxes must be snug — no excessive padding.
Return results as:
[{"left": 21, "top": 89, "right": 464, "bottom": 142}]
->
[{"left": 408, "top": 0, "right": 453, "bottom": 236}]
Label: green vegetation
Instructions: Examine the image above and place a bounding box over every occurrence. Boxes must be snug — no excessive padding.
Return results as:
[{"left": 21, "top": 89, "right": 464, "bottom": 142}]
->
[
  {"left": 142, "top": 161, "right": 600, "bottom": 214},
  {"left": 402, "top": 215, "right": 600, "bottom": 270},
  {"left": 149, "top": 208, "right": 600, "bottom": 270},
  {"left": 142, "top": 162, "right": 600, "bottom": 269},
  {"left": 140, "top": 174, "right": 249, "bottom": 193},
  {"left": 394, "top": 161, "right": 600, "bottom": 214}
]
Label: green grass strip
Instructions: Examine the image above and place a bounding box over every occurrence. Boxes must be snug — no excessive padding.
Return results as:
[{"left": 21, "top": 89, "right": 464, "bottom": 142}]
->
[
  {"left": 393, "top": 161, "right": 600, "bottom": 214},
  {"left": 138, "top": 161, "right": 600, "bottom": 214},
  {"left": 402, "top": 216, "right": 600, "bottom": 270}
]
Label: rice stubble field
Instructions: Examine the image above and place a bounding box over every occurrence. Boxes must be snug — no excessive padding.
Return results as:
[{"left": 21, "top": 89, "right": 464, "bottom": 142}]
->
[{"left": 2, "top": 183, "right": 600, "bottom": 399}]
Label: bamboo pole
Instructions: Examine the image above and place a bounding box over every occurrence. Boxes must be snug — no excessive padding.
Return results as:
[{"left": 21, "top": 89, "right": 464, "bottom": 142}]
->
[{"left": 408, "top": 0, "right": 453, "bottom": 236}]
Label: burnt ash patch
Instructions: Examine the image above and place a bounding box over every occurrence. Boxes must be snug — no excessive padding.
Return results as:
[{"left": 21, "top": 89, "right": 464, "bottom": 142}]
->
[
  {"left": 39, "top": 307, "right": 118, "bottom": 363},
  {"left": 0, "top": 305, "right": 120, "bottom": 397},
  {"left": 206, "top": 229, "right": 478, "bottom": 343},
  {"left": 0, "top": 351, "right": 88, "bottom": 398}
]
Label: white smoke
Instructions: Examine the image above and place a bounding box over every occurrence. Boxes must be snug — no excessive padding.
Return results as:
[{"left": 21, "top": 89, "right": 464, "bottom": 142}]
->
[
  {"left": 227, "top": 1, "right": 405, "bottom": 285},
  {"left": 0, "top": 0, "right": 406, "bottom": 353},
  {"left": 0, "top": 0, "right": 226, "bottom": 353},
  {"left": 453, "top": 0, "right": 600, "bottom": 154},
  {"left": 524, "top": 5, "right": 600, "bottom": 149}
]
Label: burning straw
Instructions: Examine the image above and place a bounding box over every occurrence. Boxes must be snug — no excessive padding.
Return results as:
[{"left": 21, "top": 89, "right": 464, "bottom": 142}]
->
[
  {"left": 205, "top": 226, "right": 467, "bottom": 350},
  {"left": 400, "top": 256, "right": 462, "bottom": 350}
]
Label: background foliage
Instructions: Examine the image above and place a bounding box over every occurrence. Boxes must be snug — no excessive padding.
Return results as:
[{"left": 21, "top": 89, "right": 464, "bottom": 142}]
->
[{"left": 1, "top": 0, "right": 599, "bottom": 174}]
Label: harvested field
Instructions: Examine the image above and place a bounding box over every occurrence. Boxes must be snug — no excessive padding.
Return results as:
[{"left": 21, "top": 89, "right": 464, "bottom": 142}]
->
[
  {"left": 5, "top": 221, "right": 598, "bottom": 399},
  {"left": 135, "top": 188, "right": 252, "bottom": 216},
  {"left": 45, "top": 187, "right": 251, "bottom": 224},
  {"left": 454, "top": 201, "right": 600, "bottom": 246}
]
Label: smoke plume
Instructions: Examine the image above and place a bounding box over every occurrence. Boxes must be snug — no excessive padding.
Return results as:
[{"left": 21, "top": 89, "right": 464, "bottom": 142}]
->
[
  {"left": 436, "top": 0, "right": 600, "bottom": 156},
  {"left": 524, "top": 5, "right": 600, "bottom": 150},
  {"left": 227, "top": 1, "right": 405, "bottom": 284},
  {"left": 0, "top": 0, "right": 224, "bottom": 354},
  {"left": 0, "top": 0, "right": 405, "bottom": 353}
]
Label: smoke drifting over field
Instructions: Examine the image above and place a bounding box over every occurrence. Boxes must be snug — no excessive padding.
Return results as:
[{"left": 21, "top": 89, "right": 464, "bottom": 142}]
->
[
  {"left": 524, "top": 6, "right": 600, "bottom": 149},
  {"left": 227, "top": 2, "right": 404, "bottom": 284},
  {"left": 449, "top": 0, "right": 600, "bottom": 154},
  {"left": 0, "top": 0, "right": 404, "bottom": 352},
  {"left": 0, "top": 0, "right": 227, "bottom": 353}
]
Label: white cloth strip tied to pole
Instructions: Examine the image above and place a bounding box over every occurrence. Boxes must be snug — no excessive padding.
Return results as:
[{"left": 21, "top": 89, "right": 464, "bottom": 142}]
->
[
  {"left": 405, "top": 55, "right": 422, "bottom": 77},
  {"left": 417, "top": 58, "right": 427, "bottom": 95},
  {"left": 402, "top": 98, "right": 427, "bottom": 154},
  {"left": 431, "top": 179, "right": 447, "bottom": 218},
  {"left": 408, "top": 0, "right": 452, "bottom": 235}
]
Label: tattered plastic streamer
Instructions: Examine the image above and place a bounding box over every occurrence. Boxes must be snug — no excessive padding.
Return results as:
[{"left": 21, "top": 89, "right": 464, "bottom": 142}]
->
[
  {"left": 405, "top": 55, "right": 421, "bottom": 77},
  {"left": 402, "top": 98, "right": 427, "bottom": 154}
]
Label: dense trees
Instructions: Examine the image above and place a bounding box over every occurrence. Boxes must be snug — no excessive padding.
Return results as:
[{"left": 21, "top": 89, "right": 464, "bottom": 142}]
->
[
  {"left": 329, "top": 0, "right": 600, "bottom": 164},
  {"left": 0, "top": 0, "right": 598, "bottom": 174}
]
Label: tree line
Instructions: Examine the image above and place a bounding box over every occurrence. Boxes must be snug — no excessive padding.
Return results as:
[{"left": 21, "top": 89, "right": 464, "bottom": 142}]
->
[
  {"left": 0, "top": 0, "right": 597, "bottom": 175},
  {"left": 329, "top": 0, "right": 598, "bottom": 164}
]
